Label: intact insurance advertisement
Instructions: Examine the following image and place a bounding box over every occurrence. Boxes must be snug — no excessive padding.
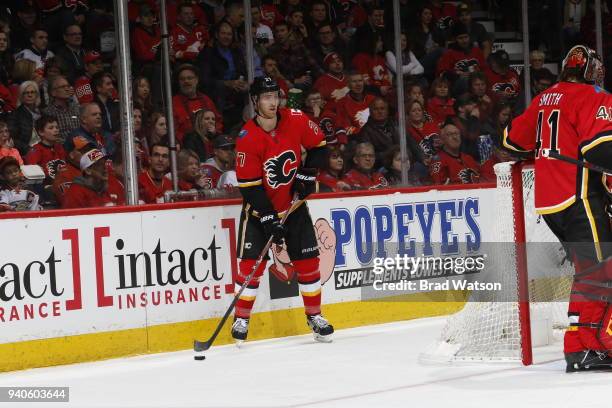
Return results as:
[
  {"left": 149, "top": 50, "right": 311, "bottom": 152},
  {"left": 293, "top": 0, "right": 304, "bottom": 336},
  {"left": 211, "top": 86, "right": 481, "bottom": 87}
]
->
[{"left": 0, "top": 186, "right": 496, "bottom": 344}]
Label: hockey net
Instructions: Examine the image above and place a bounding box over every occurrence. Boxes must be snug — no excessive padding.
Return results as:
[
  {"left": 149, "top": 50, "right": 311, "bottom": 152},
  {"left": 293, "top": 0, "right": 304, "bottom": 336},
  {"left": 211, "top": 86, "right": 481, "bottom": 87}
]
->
[{"left": 420, "top": 161, "right": 574, "bottom": 365}]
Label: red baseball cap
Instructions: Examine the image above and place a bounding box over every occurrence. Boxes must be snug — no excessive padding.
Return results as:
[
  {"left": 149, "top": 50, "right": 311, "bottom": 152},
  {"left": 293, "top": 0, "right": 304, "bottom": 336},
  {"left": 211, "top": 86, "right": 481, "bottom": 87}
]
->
[{"left": 84, "top": 51, "right": 102, "bottom": 64}]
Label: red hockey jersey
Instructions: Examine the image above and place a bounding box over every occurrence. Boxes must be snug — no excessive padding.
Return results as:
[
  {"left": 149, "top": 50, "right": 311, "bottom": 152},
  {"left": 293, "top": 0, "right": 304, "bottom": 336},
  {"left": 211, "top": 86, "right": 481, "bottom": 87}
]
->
[
  {"left": 236, "top": 108, "right": 326, "bottom": 214},
  {"left": 344, "top": 168, "right": 388, "bottom": 190},
  {"left": 62, "top": 181, "right": 117, "bottom": 209},
  {"left": 334, "top": 93, "right": 376, "bottom": 144},
  {"left": 407, "top": 121, "right": 441, "bottom": 158},
  {"left": 74, "top": 75, "right": 94, "bottom": 104},
  {"left": 131, "top": 24, "right": 161, "bottom": 63},
  {"left": 170, "top": 23, "right": 208, "bottom": 61},
  {"left": 436, "top": 46, "right": 486, "bottom": 78},
  {"left": 485, "top": 67, "right": 521, "bottom": 100},
  {"left": 429, "top": 149, "right": 481, "bottom": 185},
  {"left": 504, "top": 81, "right": 612, "bottom": 214},
  {"left": 351, "top": 53, "right": 392, "bottom": 88},
  {"left": 317, "top": 170, "right": 351, "bottom": 192},
  {"left": 138, "top": 170, "right": 173, "bottom": 204},
  {"left": 427, "top": 96, "right": 456, "bottom": 125},
  {"left": 172, "top": 93, "right": 223, "bottom": 142},
  {"left": 24, "top": 142, "right": 67, "bottom": 179},
  {"left": 313, "top": 73, "right": 349, "bottom": 102}
]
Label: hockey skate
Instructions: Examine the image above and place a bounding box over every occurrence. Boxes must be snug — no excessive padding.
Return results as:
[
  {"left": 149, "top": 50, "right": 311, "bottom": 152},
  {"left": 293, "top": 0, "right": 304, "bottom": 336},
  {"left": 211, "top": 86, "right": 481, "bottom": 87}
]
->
[
  {"left": 307, "top": 314, "right": 334, "bottom": 343},
  {"left": 565, "top": 350, "right": 612, "bottom": 373},
  {"left": 231, "top": 318, "right": 249, "bottom": 346}
]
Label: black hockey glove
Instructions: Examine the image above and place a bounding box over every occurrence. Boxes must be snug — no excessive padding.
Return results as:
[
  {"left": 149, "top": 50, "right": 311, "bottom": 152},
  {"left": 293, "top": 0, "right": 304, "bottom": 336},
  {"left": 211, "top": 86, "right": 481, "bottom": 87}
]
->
[
  {"left": 260, "top": 212, "right": 287, "bottom": 245},
  {"left": 292, "top": 167, "right": 318, "bottom": 200}
]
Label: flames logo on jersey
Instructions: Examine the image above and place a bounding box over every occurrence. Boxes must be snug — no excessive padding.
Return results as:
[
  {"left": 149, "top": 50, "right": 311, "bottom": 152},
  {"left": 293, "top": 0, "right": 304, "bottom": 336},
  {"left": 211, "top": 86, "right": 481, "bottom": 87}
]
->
[
  {"left": 492, "top": 82, "right": 517, "bottom": 96},
  {"left": 264, "top": 150, "right": 297, "bottom": 188},
  {"left": 454, "top": 59, "right": 479, "bottom": 73},
  {"left": 458, "top": 168, "right": 479, "bottom": 184},
  {"left": 418, "top": 133, "right": 440, "bottom": 157},
  {"left": 46, "top": 159, "right": 66, "bottom": 180},
  {"left": 437, "top": 16, "right": 454, "bottom": 31}
]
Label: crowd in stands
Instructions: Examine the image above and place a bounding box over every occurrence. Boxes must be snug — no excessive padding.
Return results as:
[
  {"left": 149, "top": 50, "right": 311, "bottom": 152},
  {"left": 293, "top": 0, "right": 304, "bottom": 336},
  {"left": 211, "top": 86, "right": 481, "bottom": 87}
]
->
[{"left": 0, "top": 0, "right": 606, "bottom": 211}]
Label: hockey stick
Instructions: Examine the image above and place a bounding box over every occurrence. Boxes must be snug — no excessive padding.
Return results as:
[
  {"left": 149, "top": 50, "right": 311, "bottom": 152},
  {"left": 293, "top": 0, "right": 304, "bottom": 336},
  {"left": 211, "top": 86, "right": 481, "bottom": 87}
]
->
[
  {"left": 542, "top": 149, "right": 612, "bottom": 174},
  {"left": 193, "top": 195, "right": 303, "bottom": 352}
]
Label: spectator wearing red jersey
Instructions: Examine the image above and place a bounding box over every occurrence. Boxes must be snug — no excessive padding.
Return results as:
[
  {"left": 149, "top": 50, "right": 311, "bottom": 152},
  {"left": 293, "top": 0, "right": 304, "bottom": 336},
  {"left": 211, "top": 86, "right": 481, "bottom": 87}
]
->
[
  {"left": 170, "top": 3, "right": 208, "bottom": 63},
  {"left": 131, "top": 5, "right": 161, "bottom": 67},
  {"left": 427, "top": 76, "right": 455, "bottom": 125},
  {"left": 484, "top": 50, "right": 521, "bottom": 102},
  {"left": 313, "top": 52, "right": 349, "bottom": 103},
  {"left": 138, "top": 143, "right": 172, "bottom": 204},
  {"left": 345, "top": 142, "right": 388, "bottom": 190},
  {"left": 429, "top": 121, "right": 481, "bottom": 185},
  {"left": 332, "top": 71, "right": 376, "bottom": 144},
  {"left": 317, "top": 145, "right": 351, "bottom": 192},
  {"left": 430, "top": 0, "right": 457, "bottom": 31},
  {"left": 351, "top": 31, "right": 393, "bottom": 96},
  {"left": 468, "top": 71, "right": 493, "bottom": 123},
  {"left": 62, "top": 148, "right": 125, "bottom": 209},
  {"left": 74, "top": 51, "right": 104, "bottom": 104},
  {"left": 171, "top": 64, "right": 222, "bottom": 143},
  {"left": 25, "top": 115, "right": 66, "bottom": 183},
  {"left": 201, "top": 135, "right": 235, "bottom": 190},
  {"left": 52, "top": 141, "right": 94, "bottom": 207},
  {"left": 436, "top": 22, "right": 487, "bottom": 96},
  {"left": 406, "top": 98, "right": 441, "bottom": 165}
]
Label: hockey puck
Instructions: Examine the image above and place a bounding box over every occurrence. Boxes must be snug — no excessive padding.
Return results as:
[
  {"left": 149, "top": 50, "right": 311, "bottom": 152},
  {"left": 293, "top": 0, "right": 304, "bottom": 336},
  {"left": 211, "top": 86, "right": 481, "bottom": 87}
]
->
[{"left": 194, "top": 355, "right": 206, "bottom": 361}]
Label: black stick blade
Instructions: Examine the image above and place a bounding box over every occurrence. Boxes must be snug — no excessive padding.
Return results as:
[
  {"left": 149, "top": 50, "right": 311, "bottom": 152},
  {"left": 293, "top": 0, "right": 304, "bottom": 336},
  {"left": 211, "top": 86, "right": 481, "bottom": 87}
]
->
[{"left": 193, "top": 339, "right": 211, "bottom": 352}]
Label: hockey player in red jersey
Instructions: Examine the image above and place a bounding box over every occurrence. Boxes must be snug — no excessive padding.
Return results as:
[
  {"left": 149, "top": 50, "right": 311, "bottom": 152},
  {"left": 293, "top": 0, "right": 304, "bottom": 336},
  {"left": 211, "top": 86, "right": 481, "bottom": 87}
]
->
[
  {"left": 233, "top": 76, "right": 333, "bottom": 344},
  {"left": 504, "top": 45, "right": 612, "bottom": 372}
]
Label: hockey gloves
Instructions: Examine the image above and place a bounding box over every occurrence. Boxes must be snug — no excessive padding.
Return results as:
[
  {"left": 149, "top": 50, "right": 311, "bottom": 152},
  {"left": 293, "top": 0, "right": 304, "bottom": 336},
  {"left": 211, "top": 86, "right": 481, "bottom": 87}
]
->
[
  {"left": 292, "top": 167, "right": 318, "bottom": 200},
  {"left": 260, "top": 212, "right": 287, "bottom": 245}
]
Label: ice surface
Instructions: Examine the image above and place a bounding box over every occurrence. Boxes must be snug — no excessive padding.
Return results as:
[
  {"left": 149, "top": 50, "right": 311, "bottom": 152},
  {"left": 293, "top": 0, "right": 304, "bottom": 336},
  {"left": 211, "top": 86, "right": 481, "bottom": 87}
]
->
[{"left": 0, "top": 317, "right": 609, "bottom": 408}]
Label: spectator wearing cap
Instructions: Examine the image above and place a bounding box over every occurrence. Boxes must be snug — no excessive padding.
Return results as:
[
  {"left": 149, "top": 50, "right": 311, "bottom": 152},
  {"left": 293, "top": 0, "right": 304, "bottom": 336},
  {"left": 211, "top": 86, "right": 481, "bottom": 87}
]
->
[
  {"left": 42, "top": 75, "right": 80, "bottom": 143},
  {"left": 170, "top": 2, "right": 209, "bottom": 63},
  {"left": 138, "top": 142, "right": 172, "bottom": 204},
  {"left": 172, "top": 64, "right": 223, "bottom": 143},
  {"left": 8, "top": 81, "right": 42, "bottom": 156},
  {"left": 384, "top": 32, "right": 424, "bottom": 82},
  {"left": 65, "top": 102, "right": 115, "bottom": 156},
  {"left": 183, "top": 109, "right": 216, "bottom": 162},
  {"left": 309, "top": 22, "right": 348, "bottom": 69},
  {"left": 449, "top": 95, "right": 482, "bottom": 161},
  {"left": 74, "top": 51, "right": 104, "bottom": 104},
  {"left": 201, "top": 135, "right": 235, "bottom": 189},
  {"left": 484, "top": 50, "right": 521, "bottom": 102},
  {"left": 344, "top": 142, "right": 388, "bottom": 190},
  {"left": 0, "top": 156, "right": 42, "bottom": 212},
  {"left": 429, "top": 121, "right": 481, "bottom": 185},
  {"left": 54, "top": 24, "right": 85, "bottom": 83},
  {"left": 313, "top": 52, "right": 349, "bottom": 103},
  {"left": 91, "top": 71, "right": 119, "bottom": 134},
  {"left": 0, "top": 120, "right": 23, "bottom": 165},
  {"left": 197, "top": 21, "right": 248, "bottom": 128},
  {"left": 436, "top": 22, "right": 487, "bottom": 96},
  {"left": 456, "top": 2, "right": 493, "bottom": 59},
  {"left": 62, "top": 147, "right": 125, "bottom": 208},
  {"left": 15, "top": 27, "right": 55, "bottom": 72},
  {"left": 52, "top": 141, "right": 94, "bottom": 206},
  {"left": 25, "top": 115, "right": 66, "bottom": 184},
  {"left": 131, "top": 4, "right": 161, "bottom": 68}
]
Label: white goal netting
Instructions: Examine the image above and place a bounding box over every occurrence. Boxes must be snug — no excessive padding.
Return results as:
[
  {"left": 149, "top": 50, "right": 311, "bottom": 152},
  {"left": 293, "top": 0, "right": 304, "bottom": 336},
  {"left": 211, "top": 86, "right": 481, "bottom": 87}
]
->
[{"left": 420, "top": 162, "right": 574, "bottom": 363}]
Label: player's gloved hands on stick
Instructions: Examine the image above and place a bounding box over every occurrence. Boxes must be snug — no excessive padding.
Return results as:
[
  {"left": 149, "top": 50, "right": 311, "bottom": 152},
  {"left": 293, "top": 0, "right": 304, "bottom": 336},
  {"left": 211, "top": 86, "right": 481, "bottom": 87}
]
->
[
  {"left": 260, "top": 212, "right": 287, "bottom": 245},
  {"left": 292, "top": 167, "right": 318, "bottom": 200}
]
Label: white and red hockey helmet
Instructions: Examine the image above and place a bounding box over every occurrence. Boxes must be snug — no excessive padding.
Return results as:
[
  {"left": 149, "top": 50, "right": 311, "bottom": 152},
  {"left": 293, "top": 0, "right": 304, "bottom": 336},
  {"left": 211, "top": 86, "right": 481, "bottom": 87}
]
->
[{"left": 561, "top": 45, "right": 605, "bottom": 87}]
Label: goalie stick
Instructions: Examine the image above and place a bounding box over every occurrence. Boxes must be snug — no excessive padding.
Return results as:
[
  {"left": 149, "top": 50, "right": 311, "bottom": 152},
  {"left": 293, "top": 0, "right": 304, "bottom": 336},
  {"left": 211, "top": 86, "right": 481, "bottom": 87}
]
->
[{"left": 193, "top": 195, "right": 303, "bottom": 353}]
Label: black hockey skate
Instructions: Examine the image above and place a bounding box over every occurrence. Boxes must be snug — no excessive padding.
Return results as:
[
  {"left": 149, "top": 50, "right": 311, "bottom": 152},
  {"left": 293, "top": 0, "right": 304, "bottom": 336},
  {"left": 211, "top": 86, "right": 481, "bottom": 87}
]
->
[
  {"left": 231, "top": 317, "right": 249, "bottom": 345},
  {"left": 307, "top": 314, "right": 334, "bottom": 343},
  {"left": 565, "top": 350, "right": 612, "bottom": 373}
]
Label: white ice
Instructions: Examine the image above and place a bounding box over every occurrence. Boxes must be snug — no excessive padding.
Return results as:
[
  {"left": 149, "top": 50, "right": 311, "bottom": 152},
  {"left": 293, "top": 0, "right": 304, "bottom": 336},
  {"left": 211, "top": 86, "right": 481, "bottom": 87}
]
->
[{"left": 0, "top": 317, "right": 609, "bottom": 408}]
